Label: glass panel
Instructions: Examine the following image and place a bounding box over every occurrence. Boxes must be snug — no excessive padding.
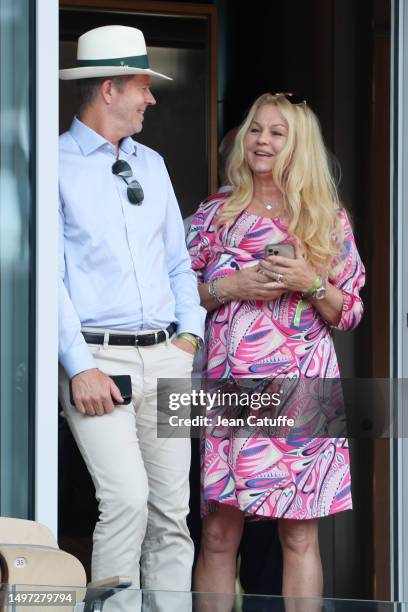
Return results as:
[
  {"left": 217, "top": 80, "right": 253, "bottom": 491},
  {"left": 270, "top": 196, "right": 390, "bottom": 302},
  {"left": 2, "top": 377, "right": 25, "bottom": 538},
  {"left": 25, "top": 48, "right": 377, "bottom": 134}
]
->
[
  {"left": 0, "top": 585, "right": 402, "bottom": 611},
  {"left": 0, "top": 0, "right": 34, "bottom": 516}
]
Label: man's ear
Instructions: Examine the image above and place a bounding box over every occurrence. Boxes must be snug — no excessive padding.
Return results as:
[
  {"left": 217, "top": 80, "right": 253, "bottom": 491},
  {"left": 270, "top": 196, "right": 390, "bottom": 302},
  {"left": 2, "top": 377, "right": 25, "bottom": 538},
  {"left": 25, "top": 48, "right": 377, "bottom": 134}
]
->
[{"left": 100, "top": 79, "right": 114, "bottom": 105}]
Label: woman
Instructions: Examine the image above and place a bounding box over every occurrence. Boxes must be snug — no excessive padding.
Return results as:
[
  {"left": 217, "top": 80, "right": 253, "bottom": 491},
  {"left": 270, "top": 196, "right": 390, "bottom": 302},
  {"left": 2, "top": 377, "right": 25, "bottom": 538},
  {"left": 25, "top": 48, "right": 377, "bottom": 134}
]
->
[{"left": 187, "top": 93, "right": 365, "bottom": 601}]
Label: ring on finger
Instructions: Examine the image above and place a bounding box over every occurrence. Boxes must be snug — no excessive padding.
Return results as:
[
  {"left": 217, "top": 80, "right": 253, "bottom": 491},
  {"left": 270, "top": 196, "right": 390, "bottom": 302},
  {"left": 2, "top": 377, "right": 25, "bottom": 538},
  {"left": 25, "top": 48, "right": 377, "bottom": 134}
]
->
[{"left": 276, "top": 272, "right": 284, "bottom": 283}]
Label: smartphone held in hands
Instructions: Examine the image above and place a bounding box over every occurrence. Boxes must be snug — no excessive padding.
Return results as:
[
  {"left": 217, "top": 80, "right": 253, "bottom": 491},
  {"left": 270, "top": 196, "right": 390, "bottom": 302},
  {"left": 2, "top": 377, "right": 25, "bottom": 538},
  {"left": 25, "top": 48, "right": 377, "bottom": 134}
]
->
[
  {"left": 69, "top": 374, "right": 132, "bottom": 407},
  {"left": 264, "top": 243, "right": 295, "bottom": 259}
]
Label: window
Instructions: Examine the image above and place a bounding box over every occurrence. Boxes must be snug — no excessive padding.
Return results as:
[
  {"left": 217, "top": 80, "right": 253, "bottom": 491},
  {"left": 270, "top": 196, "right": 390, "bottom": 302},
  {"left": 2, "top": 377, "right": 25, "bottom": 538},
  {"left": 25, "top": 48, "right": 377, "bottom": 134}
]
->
[{"left": 0, "top": 0, "right": 35, "bottom": 516}]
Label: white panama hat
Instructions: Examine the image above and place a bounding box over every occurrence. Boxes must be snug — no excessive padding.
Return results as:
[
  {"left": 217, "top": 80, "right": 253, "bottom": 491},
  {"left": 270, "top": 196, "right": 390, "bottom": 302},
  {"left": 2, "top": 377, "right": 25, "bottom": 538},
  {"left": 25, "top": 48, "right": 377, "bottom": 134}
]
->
[{"left": 59, "top": 25, "right": 172, "bottom": 80}]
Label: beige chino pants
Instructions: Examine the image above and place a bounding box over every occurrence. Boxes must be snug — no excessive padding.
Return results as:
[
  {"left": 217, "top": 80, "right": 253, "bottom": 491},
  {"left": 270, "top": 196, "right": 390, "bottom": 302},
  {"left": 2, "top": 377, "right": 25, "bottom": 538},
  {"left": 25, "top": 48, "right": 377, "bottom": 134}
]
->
[{"left": 59, "top": 335, "right": 194, "bottom": 595}]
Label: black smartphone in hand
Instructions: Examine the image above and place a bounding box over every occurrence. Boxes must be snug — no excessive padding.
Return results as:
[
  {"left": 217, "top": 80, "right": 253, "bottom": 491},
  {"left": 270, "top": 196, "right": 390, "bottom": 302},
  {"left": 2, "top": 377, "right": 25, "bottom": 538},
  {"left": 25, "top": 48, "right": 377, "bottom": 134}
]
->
[{"left": 69, "top": 374, "right": 132, "bottom": 407}]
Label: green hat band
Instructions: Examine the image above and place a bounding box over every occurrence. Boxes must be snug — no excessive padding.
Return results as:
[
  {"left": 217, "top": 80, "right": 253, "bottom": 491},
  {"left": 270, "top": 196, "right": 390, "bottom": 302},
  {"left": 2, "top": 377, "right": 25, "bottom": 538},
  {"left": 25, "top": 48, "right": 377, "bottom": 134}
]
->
[{"left": 77, "top": 54, "right": 149, "bottom": 69}]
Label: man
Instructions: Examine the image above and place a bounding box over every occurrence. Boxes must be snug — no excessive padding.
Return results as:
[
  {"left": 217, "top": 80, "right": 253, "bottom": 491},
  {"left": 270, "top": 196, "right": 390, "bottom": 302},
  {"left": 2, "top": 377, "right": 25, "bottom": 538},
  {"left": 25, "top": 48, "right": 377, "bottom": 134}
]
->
[{"left": 58, "top": 24, "right": 205, "bottom": 596}]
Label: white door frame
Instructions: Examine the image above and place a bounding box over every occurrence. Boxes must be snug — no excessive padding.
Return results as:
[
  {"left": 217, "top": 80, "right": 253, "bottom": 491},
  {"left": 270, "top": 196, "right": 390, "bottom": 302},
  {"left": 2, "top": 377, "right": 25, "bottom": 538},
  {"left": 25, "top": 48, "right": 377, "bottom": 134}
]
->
[
  {"left": 35, "top": 0, "right": 59, "bottom": 534},
  {"left": 390, "top": 0, "right": 408, "bottom": 601}
]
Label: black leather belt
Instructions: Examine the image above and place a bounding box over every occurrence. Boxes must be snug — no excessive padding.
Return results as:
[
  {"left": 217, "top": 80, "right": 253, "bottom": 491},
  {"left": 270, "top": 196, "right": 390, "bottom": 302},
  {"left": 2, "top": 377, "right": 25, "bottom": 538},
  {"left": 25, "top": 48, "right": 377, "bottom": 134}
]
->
[{"left": 82, "top": 323, "right": 177, "bottom": 347}]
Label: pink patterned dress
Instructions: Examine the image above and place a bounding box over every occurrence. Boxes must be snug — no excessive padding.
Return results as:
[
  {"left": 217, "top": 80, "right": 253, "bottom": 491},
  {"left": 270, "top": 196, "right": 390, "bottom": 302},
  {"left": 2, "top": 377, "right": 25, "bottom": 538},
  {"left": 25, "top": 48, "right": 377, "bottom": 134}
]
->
[{"left": 187, "top": 193, "right": 365, "bottom": 519}]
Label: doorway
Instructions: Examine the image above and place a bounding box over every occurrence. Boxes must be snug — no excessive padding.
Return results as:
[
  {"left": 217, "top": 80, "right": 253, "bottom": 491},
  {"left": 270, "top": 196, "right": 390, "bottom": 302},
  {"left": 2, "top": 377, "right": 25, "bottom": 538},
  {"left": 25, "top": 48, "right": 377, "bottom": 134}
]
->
[{"left": 58, "top": 0, "right": 391, "bottom": 599}]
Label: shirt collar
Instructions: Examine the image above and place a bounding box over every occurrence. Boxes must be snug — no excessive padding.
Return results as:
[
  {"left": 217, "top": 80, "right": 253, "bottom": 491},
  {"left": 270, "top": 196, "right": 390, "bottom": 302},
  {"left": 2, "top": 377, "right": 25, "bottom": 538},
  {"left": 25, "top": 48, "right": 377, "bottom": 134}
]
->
[
  {"left": 119, "top": 136, "right": 138, "bottom": 157},
  {"left": 69, "top": 116, "right": 137, "bottom": 157}
]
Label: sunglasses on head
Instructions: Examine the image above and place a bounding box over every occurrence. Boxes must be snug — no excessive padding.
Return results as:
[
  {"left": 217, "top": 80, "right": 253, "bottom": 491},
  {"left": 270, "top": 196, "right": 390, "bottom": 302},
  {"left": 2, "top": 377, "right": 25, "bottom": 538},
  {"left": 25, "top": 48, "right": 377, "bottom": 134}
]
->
[
  {"left": 274, "top": 92, "right": 307, "bottom": 106},
  {"left": 112, "top": 159, "right": 144, "bottom": 205}
]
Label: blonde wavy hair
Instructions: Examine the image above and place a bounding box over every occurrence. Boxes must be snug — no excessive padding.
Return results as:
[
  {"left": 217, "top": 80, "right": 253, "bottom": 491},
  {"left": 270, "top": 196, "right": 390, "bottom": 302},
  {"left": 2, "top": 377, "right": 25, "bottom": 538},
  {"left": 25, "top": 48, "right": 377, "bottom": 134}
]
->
[{"left": 217, "top": 93, "right": 344, "bottom": 273}]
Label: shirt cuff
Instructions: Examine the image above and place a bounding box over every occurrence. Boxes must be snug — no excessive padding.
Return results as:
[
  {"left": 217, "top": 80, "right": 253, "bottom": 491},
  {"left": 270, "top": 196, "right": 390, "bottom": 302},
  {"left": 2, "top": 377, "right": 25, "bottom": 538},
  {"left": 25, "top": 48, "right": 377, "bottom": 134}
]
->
[
  {"left": 176, "top": 306, "right": 207, "bottom": 340},
  {"left": 59, "top": 342, "right": 97, "bottom": 379},
  {"left": 330, "top": 290, "right": 360, "bottom": 331}
]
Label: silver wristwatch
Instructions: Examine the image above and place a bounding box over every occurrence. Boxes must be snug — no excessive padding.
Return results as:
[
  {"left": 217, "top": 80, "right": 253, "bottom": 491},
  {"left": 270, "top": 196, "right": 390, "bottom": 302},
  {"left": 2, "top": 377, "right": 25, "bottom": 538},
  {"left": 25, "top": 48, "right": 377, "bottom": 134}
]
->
[{"left": 313, "top": 285, "right": 327, "bottom": 300}]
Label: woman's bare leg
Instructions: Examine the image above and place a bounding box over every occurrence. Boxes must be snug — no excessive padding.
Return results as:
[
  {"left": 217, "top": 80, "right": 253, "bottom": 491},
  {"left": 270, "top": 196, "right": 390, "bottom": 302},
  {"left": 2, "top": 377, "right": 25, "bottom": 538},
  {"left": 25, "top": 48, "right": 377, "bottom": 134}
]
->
[
  {"left": 194, "top": 504, "right": 244, "bottom": 611},
  {"left": 278, "top": 518, "right": 322, "bottom": 612}
]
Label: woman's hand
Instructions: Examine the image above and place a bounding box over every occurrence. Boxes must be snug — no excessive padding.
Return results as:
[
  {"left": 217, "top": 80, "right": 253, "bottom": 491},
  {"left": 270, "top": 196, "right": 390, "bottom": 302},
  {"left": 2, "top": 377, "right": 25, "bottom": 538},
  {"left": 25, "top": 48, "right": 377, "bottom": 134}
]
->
[
  {"left": 259, "top": 243, "right": 317, "bottom": 294},
  {"left": 198, "top": 265, "right": 287, "bottom": 312},
  {"left": 259, "top": 243, "right": 344, "bottom": 326},
  {"left": 219, "top": 266, "right": 286, "bottom": 301}
]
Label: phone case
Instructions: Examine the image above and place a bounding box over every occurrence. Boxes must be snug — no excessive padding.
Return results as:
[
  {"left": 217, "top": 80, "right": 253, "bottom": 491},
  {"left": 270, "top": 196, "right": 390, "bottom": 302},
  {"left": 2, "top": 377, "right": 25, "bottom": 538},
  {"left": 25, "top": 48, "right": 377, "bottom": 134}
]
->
[
  {"left": 69, "top": 374, "right": 132, "bottom": 406},
  {"left": 265, "top": 243, "right": 295, "bottom": 258}
]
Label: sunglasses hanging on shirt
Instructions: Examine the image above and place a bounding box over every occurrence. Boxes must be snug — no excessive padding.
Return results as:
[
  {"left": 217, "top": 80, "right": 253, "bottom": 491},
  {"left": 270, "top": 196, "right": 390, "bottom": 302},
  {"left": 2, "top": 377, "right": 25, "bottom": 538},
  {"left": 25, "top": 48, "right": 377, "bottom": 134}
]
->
[{"left": 112, "top": 159, "right": 144, "bottom": 205}]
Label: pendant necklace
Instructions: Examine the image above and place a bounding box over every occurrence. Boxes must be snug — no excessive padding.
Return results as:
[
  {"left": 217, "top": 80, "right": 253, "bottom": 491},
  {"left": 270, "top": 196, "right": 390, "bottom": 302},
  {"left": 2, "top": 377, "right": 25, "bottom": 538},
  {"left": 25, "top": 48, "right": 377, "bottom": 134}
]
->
[
  {"left": 254, "top": 195, "right": 282, "bottom": 215},
  {"left": 264, "top": 201, "right": 281, "bottom": 213}
]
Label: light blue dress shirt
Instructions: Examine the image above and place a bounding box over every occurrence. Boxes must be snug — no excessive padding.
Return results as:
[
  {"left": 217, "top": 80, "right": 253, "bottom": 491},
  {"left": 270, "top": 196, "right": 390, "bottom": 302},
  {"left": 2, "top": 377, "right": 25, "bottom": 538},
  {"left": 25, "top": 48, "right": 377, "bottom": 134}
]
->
[{"left": 59, "top": 117, "right": 205, "bottom": 379}]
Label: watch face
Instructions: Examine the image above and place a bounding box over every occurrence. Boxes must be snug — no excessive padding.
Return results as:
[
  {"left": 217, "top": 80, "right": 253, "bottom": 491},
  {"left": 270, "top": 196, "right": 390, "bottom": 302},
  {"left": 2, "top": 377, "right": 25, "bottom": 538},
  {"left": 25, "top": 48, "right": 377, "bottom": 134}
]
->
[{"left": 314, "top": 287, "right": 326, "bottom": 300}]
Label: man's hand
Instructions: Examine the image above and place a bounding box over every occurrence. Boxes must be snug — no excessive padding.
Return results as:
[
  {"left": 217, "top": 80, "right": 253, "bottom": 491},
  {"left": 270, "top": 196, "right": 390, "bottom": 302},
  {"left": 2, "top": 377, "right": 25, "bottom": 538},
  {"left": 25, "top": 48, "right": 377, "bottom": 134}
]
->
[
  {"left": 172, "top": 336, "right": 196, "bottom": 355},
  {"left": 71, "top": 368, "right": 124, "bottom": 416}
]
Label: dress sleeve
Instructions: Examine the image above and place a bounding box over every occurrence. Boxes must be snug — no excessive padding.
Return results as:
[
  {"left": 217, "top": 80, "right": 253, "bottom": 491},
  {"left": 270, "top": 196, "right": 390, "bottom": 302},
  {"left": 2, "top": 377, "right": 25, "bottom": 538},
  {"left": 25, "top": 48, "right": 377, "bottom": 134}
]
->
[
  {"left": 330, "top": 208, "right": 366, "bottom": 331},
  {"left": 186, "top": 196, "right": 224, "bottom": 284}
]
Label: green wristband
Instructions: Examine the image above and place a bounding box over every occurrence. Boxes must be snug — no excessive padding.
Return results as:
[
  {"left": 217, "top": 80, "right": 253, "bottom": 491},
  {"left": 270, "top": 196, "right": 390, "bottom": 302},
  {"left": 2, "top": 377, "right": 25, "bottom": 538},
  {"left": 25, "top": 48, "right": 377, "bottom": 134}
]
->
[
  {"left": 177, "top": 332, "right": 201, "bottom": 351},
  {"left": 303, "top": 275, "right": 322, "bottom": 299}
]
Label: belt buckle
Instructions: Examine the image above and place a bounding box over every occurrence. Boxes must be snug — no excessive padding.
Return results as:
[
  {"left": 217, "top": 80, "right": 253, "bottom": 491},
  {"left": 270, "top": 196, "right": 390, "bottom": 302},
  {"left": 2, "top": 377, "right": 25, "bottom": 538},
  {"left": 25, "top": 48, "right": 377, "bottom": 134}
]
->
[
  {"left": 154, "top": 331, "right": 158, "bottom": 344},
  {"left": 134, "top": 335, "right": 139, "bottom": 346}
]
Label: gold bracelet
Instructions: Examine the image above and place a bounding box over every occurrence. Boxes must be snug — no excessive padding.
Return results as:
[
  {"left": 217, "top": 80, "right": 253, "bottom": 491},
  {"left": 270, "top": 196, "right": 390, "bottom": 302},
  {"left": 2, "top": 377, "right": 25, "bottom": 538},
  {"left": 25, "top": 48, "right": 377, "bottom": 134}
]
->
[{"left": 177, "top": 332, "right": 201, "bottom": 351}]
